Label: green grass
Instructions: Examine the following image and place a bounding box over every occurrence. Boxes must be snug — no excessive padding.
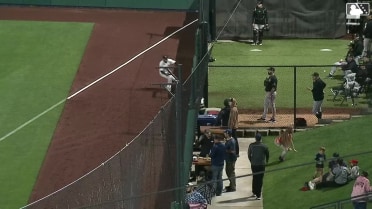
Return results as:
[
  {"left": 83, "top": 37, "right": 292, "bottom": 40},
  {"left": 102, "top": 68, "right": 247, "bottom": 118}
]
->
[
  {"left": 209, "top": 39, "right": 369, "bottom": 109},
  {"left": 210, "top": 39, "right": 372, "bottom": 208},
  {"left": 263, "top": 115, "right": 372, "bottom": 209},
  {"left": 0, "top": 20, "right": 93, "bottom": 209}
]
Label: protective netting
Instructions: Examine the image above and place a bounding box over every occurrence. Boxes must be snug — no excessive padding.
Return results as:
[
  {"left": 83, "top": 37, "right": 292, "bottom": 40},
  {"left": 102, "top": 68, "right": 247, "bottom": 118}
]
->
[
  {"left": 21, "top": 99, "right": 179, "bottom": 209},
  {"left": 21, "top": 7, "right": 210, "bottom": 209}
]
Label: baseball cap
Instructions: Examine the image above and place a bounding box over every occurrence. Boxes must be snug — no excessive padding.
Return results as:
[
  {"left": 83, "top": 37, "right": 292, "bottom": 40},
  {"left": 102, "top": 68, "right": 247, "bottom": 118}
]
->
[
  {"left": 312, "top": 72, "right": 319, "bottom": 77},
  {"left": 349, "top": 159, "right": 359, "bottom": 164},
  {"left": 255, "top": 133, "right": 262, "bottom": 141},
  {"left": 224, "top": 129, "right": 232, "bottom": 135},
  {"left": 267, "top": 67, "right": 275, "bottom": 72}
]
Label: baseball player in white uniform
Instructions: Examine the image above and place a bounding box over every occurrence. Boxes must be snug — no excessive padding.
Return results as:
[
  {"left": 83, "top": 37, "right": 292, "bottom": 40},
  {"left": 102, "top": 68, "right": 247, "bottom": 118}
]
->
[{"left": 159, "top": 55, "right": 176, "bottom": 91}]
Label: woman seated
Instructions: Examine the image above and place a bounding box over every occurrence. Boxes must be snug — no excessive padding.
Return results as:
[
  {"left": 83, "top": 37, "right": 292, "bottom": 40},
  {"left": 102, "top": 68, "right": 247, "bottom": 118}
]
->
[
  {"left": 308, "top": 158, "right": 349, "bottom": 190},
  {"left": 185, "top": 183, "right": 208, "bottom": 209}
]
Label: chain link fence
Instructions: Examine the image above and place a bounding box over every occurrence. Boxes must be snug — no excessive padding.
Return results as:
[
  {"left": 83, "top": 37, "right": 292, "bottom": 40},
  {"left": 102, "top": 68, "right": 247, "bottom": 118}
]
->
[{"left": 207, "top": 65, "right": 372, "bottom": 128}]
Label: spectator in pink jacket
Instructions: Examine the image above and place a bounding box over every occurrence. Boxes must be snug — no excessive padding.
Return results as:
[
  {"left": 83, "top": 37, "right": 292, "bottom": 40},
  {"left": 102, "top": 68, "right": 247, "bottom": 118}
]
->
[{"left": 351, "top": 171, "right": 372, "bottom": 209}]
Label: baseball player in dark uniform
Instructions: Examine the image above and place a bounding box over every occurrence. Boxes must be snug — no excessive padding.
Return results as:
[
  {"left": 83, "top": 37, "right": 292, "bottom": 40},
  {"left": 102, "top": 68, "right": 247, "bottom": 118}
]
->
[
  {"left": 307, "top": 72, "right": 326, "bottom": 119},
  {"left": 251, "top": 1, "right": 268, "bottom": 46},
  {"left": 362, "top": 15, "right": 372, "bottom": 57},
  {"left": 258, "top": 67, "right": 277, "bottom": 122}
]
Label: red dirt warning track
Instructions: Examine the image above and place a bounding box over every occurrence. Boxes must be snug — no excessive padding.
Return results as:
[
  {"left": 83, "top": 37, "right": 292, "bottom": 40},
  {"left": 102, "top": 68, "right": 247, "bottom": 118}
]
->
[{"left": 0, "top": 6, "right": 197, "bottom": 202}]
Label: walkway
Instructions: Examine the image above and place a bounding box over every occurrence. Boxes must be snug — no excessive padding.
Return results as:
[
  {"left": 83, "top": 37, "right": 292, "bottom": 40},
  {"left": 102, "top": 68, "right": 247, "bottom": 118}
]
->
[{"left": 208, "top": 138, "right": 263, "bottom": 209}]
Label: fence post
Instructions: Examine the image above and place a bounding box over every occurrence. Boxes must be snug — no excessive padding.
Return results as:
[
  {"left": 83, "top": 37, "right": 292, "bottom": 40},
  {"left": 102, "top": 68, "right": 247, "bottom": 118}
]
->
[
  {"left": 200, "top": 21, "right": 209, "bottom": 107},
  {"left": 175, "top": 64, "right": 185, "bottom": 208},
  {"left": 209, "top": 0, "right": 216, "bottom": 41},
  {"left": 293, "top": 66, "right": 297, "bottom": 129}
]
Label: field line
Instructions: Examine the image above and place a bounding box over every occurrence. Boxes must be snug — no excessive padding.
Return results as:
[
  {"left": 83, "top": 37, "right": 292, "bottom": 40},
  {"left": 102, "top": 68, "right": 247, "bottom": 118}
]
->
[
  {"left": 0, "top": 99, "right": 66, "bottom": 142},
  {"left": 0, "top": 19, "right": 198, "bottom": 142}
]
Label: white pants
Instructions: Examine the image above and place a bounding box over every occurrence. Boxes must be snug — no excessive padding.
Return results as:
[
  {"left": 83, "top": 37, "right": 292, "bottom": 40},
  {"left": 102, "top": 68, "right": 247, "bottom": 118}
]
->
[
  {"left": 159, "top": 72, "right": 175, "bottom": 91},
  {"left": 329, "top": 61, "right": 346, "bottom": 76},
  {"left": 362, "top": 37, "right": 372, "bottom": 57}
]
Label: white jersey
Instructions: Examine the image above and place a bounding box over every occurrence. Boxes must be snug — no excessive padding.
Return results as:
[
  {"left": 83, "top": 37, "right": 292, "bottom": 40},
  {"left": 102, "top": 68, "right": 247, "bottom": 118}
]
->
[{"left": 159, "top": 58, "right": 176, "bottom": 76}]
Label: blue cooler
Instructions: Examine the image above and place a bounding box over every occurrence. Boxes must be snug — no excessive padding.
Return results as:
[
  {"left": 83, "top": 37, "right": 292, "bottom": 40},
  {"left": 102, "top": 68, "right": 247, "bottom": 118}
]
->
[{"left": 196, "top": 114, "right": 218, "bottom": 137}]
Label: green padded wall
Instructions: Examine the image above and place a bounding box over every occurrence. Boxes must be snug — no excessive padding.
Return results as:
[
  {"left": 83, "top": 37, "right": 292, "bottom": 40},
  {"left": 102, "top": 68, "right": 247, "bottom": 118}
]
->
[{"left": 0, "top": 0, "right": 199, "bottom": 10}]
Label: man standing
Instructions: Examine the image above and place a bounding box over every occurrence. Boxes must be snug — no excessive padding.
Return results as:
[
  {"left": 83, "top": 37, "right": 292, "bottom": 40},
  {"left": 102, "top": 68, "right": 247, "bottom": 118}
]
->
[
  {"left": 248, "top": 133, "right": 269, "bottom": 200},
  {"left": 197, "top": 130, "right": 214, "bottom": 157},
  {"left": 158, "top": 55, "right": 176, "bottom": 91},
  {"left": 209, "top": 136, "right": 226, "bottom": 196},
  {"left": 362, "top": 15, "right": 372, "bottom": 57},
  {"left": 194, "top": 130, "right": 215, "bottom": 181},
  {"left": 216, "top": 98, "right": 231, "bottom": 127},
  {"left": 228, "top": 98, "right": 240, "bottom": 156},
  {"left": 307, "top": 72, "right": 326, "bottom": 119},
  {"left": 258, "top": 67, "right": 277, "bottom": 122},
  {"left": 251, "top": 1, "right": 268, "bottom": 46},
  {"left": 223, "top": 129, "right": 237, "bottom": 193}
]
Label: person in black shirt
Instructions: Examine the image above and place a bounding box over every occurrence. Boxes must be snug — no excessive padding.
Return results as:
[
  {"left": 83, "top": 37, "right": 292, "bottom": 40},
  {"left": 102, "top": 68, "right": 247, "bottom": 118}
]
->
[
  {"left": 194, "top": 130, "right": 215, "bottom": 181},
  {"left": 258, "top": 67, "right": 278, "bottom": 122},
  {"left": 248, "top": 133, "right": 269, "bottom": 200},
  {"left": 307, "top": 72, "right": 326, "bottom": 119},
  {"left": 251, "top": 1, "right": 268, "bottom": 46},
  {"left": 223, "top": 129, "right": 237, "bottom": 192},
  {"left": 210, "top": 136, "right": 226, "bottom": 196},
  {"left": 342, "top": 55, "right": 359, "bottom": 76},
  {"left": 216, "top": 98, "right": 231, "bottom": 127},
  {"left": 197, "top": 130, "right": 215, "bottom": 157},
  {"left": 328, "top": 54, "right": 359, "bottom": 78},
  {"left": 362, "top": 15, "right": 372, "bottom": 57},
  {"left": 351, "top": 36, "right": 364, "bottom": 62}
]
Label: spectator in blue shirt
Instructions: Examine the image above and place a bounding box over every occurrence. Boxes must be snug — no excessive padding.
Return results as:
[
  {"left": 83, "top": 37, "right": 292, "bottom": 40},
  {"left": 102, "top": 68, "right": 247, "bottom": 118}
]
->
[
  {"left": 224, "top": 129, "right": 237, "bottom": 192},
  {"left": 210, "top": 136, "right": 226, "bottom": 196}
]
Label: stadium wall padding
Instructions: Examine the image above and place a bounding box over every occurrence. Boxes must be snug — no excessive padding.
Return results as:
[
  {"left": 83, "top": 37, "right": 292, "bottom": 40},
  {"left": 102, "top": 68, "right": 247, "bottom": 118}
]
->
[{"left": 0, "top": 0, "right": 199, "bottom": 10}]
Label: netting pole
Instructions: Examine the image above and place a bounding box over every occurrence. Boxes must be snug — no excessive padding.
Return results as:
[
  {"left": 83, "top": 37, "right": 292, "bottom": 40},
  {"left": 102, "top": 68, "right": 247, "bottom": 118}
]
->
[
  {"left": 175, "top": 64, "right": 185, "bottom": 208},
  {"left": 209, "top": 0, "right": 216, "bottom": 41},
  {"left": 200, "top": 21, "right": 209, "bottom": 107}
]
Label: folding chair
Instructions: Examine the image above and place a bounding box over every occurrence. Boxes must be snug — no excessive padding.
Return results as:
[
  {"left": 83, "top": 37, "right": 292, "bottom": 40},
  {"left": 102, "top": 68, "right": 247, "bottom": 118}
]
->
[{"left": 331, "top": 73, "right": 361, "bottom": 106}]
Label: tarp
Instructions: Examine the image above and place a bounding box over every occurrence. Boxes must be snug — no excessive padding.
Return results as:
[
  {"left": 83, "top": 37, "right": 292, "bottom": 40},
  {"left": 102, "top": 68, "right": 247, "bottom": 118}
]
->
[{"left": 216, "top": 0, "right": 347, "bottom": 39}]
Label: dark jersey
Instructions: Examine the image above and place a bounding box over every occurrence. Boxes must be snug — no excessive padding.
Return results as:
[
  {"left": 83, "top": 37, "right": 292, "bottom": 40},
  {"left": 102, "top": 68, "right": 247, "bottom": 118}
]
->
[
  {"left": 252, "top": 7, "right": 268, "bottom": 25},
  {"left": 216, "top": 106, "right": 230, "bottom": 126},
  {"left": 264, "top": 75, "right": 277, "bottom": 92},
  {"left": 312, "top": 78, "right": 326, "bottom": 101},
  {"left": 363, "top": 20, "right": 372, "bottom": 39}
]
